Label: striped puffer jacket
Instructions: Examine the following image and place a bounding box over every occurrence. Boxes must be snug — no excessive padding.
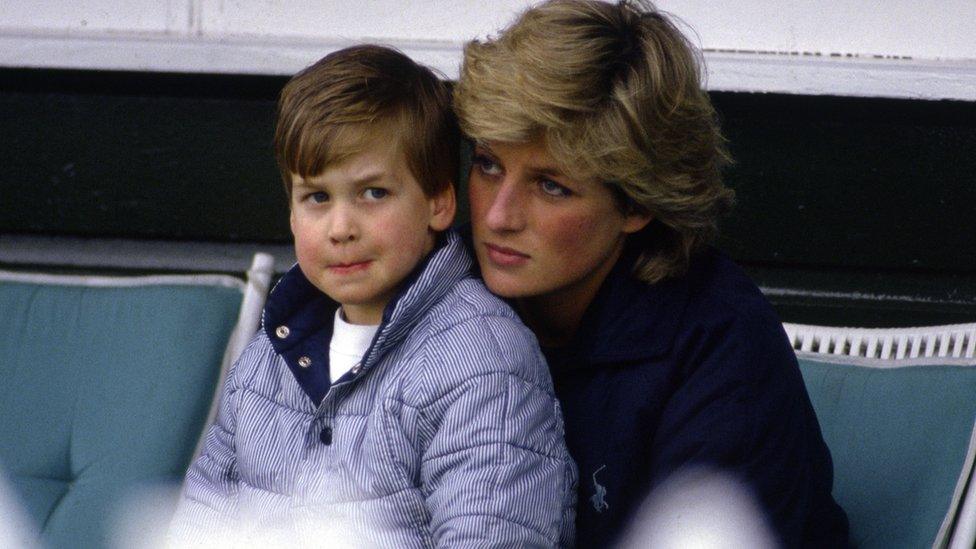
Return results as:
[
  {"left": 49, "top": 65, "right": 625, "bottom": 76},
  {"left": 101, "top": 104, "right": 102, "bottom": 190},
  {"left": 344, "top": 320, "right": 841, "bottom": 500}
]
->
[{"left": 170, "top": 230, "right": 577, "bottom": 547}]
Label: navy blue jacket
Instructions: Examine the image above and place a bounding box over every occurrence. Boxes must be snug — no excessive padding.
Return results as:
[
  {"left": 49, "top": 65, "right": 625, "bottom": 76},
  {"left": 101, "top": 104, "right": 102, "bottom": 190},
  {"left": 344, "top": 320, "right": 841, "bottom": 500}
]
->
[{"left": 544, "top": 246, "right": 848, "bottom": 548}]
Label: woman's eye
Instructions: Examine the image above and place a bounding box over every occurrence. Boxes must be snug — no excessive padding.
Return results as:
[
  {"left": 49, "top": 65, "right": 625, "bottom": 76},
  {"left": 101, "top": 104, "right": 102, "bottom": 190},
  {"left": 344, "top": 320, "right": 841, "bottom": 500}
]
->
[
  {"left": 473, "top": 154, "right": 502, "bottom": 177},
  {"left": 363, "top": 187, "right": 388, "bottom": 200},
  {"left": 540, "top": 179, "right": 571, "bottom": 197},
  {"left": 308, "top": 191, "right": 329, "bottom": 203}
]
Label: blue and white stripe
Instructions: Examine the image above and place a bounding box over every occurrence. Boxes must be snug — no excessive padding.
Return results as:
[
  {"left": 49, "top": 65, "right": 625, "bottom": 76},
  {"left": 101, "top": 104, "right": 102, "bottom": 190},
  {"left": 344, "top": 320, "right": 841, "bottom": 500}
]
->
[{"left": 170, "top": 230, "right": 577, "bottom": 547}]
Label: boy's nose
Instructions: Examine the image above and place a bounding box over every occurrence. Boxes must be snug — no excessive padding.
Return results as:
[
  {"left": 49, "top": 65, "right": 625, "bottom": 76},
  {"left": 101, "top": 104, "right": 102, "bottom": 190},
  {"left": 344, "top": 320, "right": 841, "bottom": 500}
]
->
[
  {"left": 484, "top": 179, "right": 526, "bottom": 233},
  {"left": 327, "top": 205, "right": 359, "bottom": 243}
]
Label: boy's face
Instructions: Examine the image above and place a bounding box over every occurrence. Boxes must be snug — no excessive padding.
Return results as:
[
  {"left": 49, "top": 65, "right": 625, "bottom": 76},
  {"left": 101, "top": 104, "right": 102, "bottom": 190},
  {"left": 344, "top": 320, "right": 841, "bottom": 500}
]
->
[{"left": 290, "top": 138, "right": 454, "bottom": 325}]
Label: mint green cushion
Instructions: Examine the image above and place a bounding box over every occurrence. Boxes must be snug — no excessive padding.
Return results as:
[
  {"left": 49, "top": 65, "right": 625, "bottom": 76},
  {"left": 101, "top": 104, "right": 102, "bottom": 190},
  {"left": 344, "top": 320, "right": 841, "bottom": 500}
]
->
[
  {"left": 0, "top": 278, "right": 244, "bottom": 549},
  {"left": 798, "top": 357, "right": 976, "bottom": 549}
]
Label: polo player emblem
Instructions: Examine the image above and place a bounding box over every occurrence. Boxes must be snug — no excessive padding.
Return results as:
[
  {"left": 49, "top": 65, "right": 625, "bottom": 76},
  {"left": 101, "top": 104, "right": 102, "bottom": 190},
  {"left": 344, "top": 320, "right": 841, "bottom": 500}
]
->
[{"left": 590, "top": 464, "right": 609, "bottom": 513}]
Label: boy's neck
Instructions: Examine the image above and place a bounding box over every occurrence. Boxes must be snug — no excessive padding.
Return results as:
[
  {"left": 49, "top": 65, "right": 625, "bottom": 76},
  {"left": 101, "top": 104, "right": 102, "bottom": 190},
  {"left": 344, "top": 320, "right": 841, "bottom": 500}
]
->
[
  {"left": 339, "top": 305, "right": 385, "bottom": 326},
  {"left": 340, "top": 303, "right": 386, "bottom": 326}
]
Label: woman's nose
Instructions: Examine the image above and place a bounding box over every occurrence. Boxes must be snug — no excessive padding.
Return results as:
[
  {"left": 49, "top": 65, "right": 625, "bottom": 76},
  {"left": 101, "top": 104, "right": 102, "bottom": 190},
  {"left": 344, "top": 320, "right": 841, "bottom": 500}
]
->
[
  {"left": 483, "top": 179, "right": 526, "bottom": 232},
  {"left": 327, "top": 204, "right": 359, "bottom": 243}
]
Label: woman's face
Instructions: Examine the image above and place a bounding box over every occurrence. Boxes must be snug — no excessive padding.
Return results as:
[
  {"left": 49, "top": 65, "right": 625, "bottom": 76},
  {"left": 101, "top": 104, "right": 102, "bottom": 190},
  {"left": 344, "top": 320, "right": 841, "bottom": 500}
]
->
[{"left": 468, "top": 139, "right": 651, "bottom": 305}]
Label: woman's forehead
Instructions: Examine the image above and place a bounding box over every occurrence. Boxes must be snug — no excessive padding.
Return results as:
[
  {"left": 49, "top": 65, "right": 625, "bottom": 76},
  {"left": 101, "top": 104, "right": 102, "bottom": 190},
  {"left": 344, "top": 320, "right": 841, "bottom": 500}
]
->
[{"left": 477, "top": 139, "right": 565, "bottom": 174}]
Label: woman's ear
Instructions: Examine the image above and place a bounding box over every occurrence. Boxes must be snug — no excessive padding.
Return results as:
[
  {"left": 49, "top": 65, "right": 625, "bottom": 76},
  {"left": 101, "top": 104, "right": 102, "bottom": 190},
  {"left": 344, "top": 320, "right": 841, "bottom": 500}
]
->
[
  {"left": 428, "top": 184, "right": 457, "bottom": 231},
  {"left": 622, "top": 210, "right": 653, "bottom": 234}
]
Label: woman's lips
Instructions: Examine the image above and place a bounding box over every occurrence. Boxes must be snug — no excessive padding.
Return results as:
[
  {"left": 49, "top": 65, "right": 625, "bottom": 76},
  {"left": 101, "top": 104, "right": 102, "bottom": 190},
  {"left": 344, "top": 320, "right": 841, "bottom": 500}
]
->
[
  {"left": 328, "top": 260, "right": 372, "bottom": 275},
  {"left": 484, "top": 243, "right": 530, "bottom": 267}
]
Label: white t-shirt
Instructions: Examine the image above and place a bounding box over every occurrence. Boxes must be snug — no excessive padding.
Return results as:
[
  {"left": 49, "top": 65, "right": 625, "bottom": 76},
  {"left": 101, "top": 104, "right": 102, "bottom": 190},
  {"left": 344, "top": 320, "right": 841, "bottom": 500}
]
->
[{"left": 328, "top": 308, "right": 379, "bottom": 383}]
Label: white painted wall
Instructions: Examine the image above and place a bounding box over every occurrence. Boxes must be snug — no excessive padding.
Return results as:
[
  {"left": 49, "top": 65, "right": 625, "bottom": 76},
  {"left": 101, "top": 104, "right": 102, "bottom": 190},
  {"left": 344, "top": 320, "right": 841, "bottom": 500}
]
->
[
  {"left": 196, "top": 0, "right": 524, "bottom": 42},
  {"left": 659, "top": 0, "right": 976, "bottom": 60},
  {"left": 1, "top": 0, "right": 975, "bottom": 99},
  {"left": 0, "top": 0, "right": 192, "bottom": 34}
]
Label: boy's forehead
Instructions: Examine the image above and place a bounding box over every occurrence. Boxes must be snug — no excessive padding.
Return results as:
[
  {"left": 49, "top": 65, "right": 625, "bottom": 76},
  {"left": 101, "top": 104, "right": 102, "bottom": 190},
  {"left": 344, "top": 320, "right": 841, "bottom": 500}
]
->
[{"left": 291, "top": 146, "right": 411, "bottom": 188}]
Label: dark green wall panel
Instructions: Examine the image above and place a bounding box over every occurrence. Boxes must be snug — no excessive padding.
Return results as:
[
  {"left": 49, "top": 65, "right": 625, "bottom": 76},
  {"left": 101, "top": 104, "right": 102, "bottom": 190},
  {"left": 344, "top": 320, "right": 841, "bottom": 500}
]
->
[
  {"left": 0, "top": 70, "right": 289, "bottom": 242},
  {"left": 715, "top": 93, "right": 976, "bottom": 273},
  {"left": 2, "top": 68, "right": 974, "bottom": 326}
]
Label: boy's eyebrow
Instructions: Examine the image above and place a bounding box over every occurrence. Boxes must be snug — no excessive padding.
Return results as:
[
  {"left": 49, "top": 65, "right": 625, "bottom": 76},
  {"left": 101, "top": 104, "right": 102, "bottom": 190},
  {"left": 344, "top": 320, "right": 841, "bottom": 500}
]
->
[
  {"left": 293, "top": 171, "right": 389, "bottom": 188},
  {"left": 352, "top": 172, "right": 388, "bottom": 186}
]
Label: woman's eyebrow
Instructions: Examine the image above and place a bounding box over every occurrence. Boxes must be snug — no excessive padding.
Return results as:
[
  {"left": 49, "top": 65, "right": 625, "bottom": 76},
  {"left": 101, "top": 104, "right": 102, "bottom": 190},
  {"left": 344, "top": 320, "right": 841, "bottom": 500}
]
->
[
  {"left": 473, "top": 141, "right": 495, "bottom": 155},
  {"left": 474, "top": 142, "right": 566, "bottom": 177},
  {"left": 532, "top": 166, "right": 565, "bottom": 178}
]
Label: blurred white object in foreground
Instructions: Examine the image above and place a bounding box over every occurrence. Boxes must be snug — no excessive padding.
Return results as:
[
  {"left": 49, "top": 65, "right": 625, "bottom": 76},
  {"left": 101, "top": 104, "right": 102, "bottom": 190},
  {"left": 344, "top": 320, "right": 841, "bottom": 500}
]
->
[
  {"left": 109, "top": 483, "right": 182, "bottom": 549},
  {"left": 0, "top": 466, "right": 39, "bottom": 549},
  {"left": 618, "top": 466, "right": 778, "bottom": 549},
  {"left": 111, "top": 482, "right": 366, "bottom": 549}
]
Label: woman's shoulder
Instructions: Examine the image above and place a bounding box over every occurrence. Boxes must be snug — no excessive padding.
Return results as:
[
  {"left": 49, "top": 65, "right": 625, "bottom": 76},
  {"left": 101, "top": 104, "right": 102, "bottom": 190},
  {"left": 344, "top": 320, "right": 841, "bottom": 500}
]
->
[
  {"left": 683, "top": 247, "right": 771, "bottom": 316},
  {"left": 575, "top": 247, "right": 778, "bottom": 360},
  {"left": 670, "top": 249, "right": 801, "bottom": 384},
  {"left": 576, "top": 247, "right": 791, "bottom": 377}
]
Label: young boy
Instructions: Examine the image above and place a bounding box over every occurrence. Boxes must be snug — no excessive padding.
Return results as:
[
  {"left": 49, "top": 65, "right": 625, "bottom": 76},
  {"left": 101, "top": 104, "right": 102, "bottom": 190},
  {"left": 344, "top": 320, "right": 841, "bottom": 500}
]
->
[{"left": 169, "top": 45, "right": 576, "bottom": 546}]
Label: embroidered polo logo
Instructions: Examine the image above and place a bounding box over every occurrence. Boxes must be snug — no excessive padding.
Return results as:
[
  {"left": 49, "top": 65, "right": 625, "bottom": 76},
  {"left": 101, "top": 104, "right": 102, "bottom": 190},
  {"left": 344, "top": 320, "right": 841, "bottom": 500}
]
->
[{"left": 590, "top": 464, "right": 609, "bottom": 513}]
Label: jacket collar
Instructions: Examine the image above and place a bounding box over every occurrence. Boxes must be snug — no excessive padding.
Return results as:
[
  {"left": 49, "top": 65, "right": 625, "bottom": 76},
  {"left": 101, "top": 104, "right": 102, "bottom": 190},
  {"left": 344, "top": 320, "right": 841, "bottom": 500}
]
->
[
  {"left": 553, "top": 246, "right": 698, "bottom": 366},
  {"left": 262, "top": 230, "right": 471, "bottom": 405}
]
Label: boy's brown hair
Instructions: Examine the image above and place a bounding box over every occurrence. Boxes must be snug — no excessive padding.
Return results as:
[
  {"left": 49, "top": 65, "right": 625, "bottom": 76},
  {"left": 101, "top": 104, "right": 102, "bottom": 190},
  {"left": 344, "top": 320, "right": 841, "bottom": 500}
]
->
[
  {"left": 275, "top": 44, "right": 459, "bottom": 199},
  {"left": 454, "top": 0, "right": 734, "bottom": 284}
]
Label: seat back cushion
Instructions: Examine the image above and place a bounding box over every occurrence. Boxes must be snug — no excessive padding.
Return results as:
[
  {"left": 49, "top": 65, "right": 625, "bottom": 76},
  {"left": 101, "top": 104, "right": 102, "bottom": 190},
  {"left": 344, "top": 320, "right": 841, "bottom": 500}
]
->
[
  {"left": 798, "top": 357, "right": 976, "bottom": 548},
  {"left": 0, "top": 277, "right": 243, "bottom": 548}
]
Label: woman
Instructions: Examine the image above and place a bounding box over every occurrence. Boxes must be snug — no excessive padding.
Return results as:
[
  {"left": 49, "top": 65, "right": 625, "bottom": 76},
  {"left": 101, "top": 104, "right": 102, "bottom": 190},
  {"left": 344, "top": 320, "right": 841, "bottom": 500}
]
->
[{"left": 454, "top": 0, "right": 849, "bottom": 547}]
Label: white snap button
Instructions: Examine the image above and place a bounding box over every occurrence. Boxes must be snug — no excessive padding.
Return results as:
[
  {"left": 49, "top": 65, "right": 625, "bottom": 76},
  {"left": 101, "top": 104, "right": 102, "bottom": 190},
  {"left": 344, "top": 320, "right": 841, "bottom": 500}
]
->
[
  {"left": 298, "top": 356, "right": 312, "bottom": 368},
  {"left": 351, "top": 363, "right": 362, "bottom": 375},
  {"left": 276, "top": 325, "right": 290, "bottom": 339}
]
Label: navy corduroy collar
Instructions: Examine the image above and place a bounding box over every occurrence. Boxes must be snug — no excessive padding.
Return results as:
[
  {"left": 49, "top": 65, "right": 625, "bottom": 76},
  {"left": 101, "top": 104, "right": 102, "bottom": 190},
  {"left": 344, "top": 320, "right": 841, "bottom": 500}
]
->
[
  {"left": 549, "top": 246, "right": 694, "bottom": 366},
  {"left": 261, "top": 230, "right": 468, "bottom": 406}
]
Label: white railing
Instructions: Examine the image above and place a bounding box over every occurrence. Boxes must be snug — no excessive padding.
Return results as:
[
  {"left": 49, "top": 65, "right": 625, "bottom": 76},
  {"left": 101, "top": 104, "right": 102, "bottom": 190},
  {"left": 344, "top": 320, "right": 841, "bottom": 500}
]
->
[{"left": 784, "top": 322, "right": 976, "bottom": 362}]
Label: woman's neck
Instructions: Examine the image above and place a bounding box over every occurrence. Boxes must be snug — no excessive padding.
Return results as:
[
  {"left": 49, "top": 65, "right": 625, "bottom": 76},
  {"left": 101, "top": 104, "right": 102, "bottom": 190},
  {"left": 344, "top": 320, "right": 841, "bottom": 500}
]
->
[
  {"left": 515, "top": 244, "right": 624, "bottom": 348},
  {"left": 516, "top": 294, "right": 591, "bottom": 348}
]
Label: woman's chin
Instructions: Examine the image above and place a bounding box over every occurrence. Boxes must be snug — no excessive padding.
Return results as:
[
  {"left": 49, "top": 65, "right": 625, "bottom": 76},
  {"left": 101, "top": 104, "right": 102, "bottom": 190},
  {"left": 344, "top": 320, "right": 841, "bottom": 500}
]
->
[{"left": 481, "top": 270, "right": 533, "bottom": 299}]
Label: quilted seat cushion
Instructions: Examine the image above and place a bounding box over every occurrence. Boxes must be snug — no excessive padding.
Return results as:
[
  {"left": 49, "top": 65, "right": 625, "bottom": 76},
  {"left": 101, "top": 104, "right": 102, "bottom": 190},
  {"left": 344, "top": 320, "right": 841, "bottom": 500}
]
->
[
  {"left": 0, "top": 277, "right": 243, "bottom": 548},
  {"left": 798, "top": 357, "right": 976, "bottom": 548}
]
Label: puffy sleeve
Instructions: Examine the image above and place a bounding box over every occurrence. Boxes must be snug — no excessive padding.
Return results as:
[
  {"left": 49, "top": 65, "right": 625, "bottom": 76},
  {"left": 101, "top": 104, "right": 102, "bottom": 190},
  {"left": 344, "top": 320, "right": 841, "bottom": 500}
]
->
[
  {"left": 416, "top": 316, "right": 577, "bottom": 548},
  {"left": 168, "top": 354, "right": 242, "bottom": 543}
]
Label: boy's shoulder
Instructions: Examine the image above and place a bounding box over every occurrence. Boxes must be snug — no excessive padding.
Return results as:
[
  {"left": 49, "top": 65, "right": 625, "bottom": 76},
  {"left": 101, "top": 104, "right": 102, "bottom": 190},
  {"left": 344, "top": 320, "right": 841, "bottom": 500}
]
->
[
  {"left": 225, "top": 330, "right": 287, "bottom": 386},
  {"left": 423, "top": 275, "right": 524, "bottom": 342},
  {"left": 404, "top": 275, "right": 553, "bottom": 392},
  {"left": 396, "top": 230, "right": 533, "bottom": 350},
  {"left": 427, "top": 275, "right": 518, "bottom": 325}
]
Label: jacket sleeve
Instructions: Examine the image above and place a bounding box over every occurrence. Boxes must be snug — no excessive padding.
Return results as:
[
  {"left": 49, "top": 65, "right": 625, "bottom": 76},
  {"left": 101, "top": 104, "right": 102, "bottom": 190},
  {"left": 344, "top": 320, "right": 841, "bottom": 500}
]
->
[
  {"left": 418, "top": 318, "right": 577, "bottom": 548},
  {"left": 167, "top": 358, "right": 242, "bottom": 543},
  {"left": 648, "top": 310, "right": 843, "bottom": 547}
]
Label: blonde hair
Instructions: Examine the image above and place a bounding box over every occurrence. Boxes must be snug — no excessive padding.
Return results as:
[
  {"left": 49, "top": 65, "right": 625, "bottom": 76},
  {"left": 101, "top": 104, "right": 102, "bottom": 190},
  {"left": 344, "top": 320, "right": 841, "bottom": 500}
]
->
[
  {"left": 454, "top": 0, "right": 734, "bottom": 283},
  {"left": 275, "top": 44, "right": 459, "bottom": 199}
]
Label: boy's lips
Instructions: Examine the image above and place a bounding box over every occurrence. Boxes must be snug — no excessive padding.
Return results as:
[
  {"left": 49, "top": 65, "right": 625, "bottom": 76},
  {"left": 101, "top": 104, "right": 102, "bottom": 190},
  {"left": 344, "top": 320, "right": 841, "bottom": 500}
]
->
[
  {"left": 328, "top": 260, "right": 372, "bottom": 274},
  {"left": 483, "top": 243, "right": 530, "bottom": 267}
]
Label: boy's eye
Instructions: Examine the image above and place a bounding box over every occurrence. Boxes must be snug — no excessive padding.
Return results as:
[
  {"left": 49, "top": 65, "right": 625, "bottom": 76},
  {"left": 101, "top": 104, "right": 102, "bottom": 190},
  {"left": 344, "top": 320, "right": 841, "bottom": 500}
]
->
[
  {"left": 539, "top": 179, "right": 571, "bottom": 198},
  {"left": 363, "top": 187, "right": 388, "bottom": 200},
  {"left": 473, "top": 154, "right": 502, "bottom": 177},
  {"left": 308, "top": 191, "right": 329, "bottom": 203}
]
